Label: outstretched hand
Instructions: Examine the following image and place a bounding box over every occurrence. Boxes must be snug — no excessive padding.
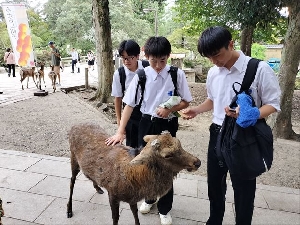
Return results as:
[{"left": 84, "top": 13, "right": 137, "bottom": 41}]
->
[
  {"left": 180, "top": 108, "right": 198, "bottom": 120},
  {"left": 105, "top": 133, "right": 125, "bottom": 146}
]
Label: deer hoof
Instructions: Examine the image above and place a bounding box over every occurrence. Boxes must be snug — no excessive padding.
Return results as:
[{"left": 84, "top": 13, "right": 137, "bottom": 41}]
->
[
  {"left": 96, "top": 187, "right": 104, "bottom": 194},
  {"left": 67, "top": 211, "right": 73, "bottom": 218}
]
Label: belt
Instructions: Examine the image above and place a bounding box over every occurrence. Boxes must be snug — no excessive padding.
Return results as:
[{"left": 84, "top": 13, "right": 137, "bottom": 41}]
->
[{"left": 142, "top": 114, "right": 176, "bottom": 122}]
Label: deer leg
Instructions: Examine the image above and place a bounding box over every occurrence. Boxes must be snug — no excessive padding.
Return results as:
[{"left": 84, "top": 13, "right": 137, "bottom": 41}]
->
[
  {"left": 67, "top": 154, "right": 80, "bottom": 218},
  {"left": 53, "top": 75, "right": 56, "bottom": 92},
  {"left": 20, "top": 74, "right": 25, "bottom": 90},
  {"left": 108, "top": 193, "right": 120, "bottom": 225},
  {"left": 32, "top": 76, "right": 38, "bottom": 89},
  {"left": 92, "top": 180, "right": 104, "bottom": 194},
  {"left": 130, "top": 203, "right": 140, "bottom": 225},
  {"left": 42, "top": 76, "right": 46, "bottom": 88},
  {"left": 38, "top": 76, "right": 41, "bottom": 90}
]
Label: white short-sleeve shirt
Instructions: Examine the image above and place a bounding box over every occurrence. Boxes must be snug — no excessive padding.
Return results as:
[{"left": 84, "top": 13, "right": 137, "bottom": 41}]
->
[
  {"left": 111, "top": 60, "right": 146, "bottom": 97},
  {"left": 206, "top": 51, "right": 281, "bottom": 126},
  {"left": 122, "top": 65, "right": 193, "bottom": 117}
]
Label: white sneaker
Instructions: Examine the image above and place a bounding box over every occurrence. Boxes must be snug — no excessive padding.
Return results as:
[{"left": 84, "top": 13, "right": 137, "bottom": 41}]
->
[
  {"left": 159, "top": 213, "right": 172, "bottom": 225},
  {"left": 139, "top": 201, "right": 154, "bottom": 214}
]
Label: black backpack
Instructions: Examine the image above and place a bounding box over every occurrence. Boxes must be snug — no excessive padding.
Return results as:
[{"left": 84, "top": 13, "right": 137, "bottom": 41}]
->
[
  {"left": 118, "top": 61, "right": 178, "bottom": 120},
  {"left": 215, "top": 58, "right": 274, "bottom": 180},
  {"left": 118, "top": 60, "right": 150, "bottom": 96},
  {"left": 134, "top": 66, "right": 178, "bottom": 105}
]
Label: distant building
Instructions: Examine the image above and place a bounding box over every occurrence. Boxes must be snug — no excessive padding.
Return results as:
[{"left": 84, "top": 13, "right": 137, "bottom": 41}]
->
[{"left": 264, "top": 44, "right": 283, "bottom": 60}]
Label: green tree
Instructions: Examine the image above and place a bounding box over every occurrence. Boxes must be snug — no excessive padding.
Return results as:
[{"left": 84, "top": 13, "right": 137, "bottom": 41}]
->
[
  {"left": 221, "top": 0, "right": 283, "bottom": 56},
  {"left": 92, "top": 0, "right": 114, "bottom": 102},
  {"left": 272, "top": 1, "right": 300, "bottom": 140},
  {"left": 250, "top": 43, "right": 266, "bottom": 60}
]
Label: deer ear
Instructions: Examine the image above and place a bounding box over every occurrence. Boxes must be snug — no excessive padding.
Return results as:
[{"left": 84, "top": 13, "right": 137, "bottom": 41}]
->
[{"left": 143, "top": 135, "right": 157, "bottom": 143}]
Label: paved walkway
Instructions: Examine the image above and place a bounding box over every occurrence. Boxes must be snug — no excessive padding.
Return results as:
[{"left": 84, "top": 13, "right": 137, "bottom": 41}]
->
[
  {"left": 0, "top": 64, "right": 98, "bottom": 107},
  {"left": 0, "top": 65, "right": 299, "bottom": 224}
]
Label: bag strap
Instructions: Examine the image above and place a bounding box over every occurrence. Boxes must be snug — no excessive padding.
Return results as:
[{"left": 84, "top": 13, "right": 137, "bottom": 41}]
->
[
  {"left": 135, "top": 69, "right": 146, "bottom": 104},
  {"left": 118, "top": 67, "right": 126, "bottom": 97},
  {"left": 232, "top": 58, "right": 261, "bottom": 95},
  {"left": 5, "top": 52, "right": 10, "bottom": 60},
  {"left": 119, "top": 60, "right": 149, "bottom": 97},
  {"left": 169, "top": 66, "right": 178, "bottom": 96},
  {"left": 230, "top": 58, "right": 260, "bottom": 108},
  {"left": 241, "top": 58, "right": 261, "bottom": 93}
]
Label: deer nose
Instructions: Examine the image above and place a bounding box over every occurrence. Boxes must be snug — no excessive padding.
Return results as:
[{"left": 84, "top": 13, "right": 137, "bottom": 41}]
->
[{"left": 194, "top": 159, "right": 201, "bottom": 168}]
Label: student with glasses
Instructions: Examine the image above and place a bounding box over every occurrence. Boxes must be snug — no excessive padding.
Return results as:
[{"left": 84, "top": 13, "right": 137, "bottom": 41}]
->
[{"left": 111, "top": 39, "right": 149, "bottom": 148}]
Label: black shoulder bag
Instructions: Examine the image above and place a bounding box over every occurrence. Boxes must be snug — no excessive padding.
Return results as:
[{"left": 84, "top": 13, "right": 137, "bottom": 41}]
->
[{"left": 215, "top": 58, "right": 274, "bottom": 180}]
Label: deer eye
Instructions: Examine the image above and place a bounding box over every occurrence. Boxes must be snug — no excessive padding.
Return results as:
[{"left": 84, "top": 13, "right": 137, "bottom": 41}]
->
[{"left": 164, "top": 154, "right": 173, "bottom": 159}]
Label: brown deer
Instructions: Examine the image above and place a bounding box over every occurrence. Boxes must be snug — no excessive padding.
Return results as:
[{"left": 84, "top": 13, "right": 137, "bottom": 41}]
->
[
  {"left": 67, "top": 124, "right": 201, "bottom": 225},
  {"left": 20, "top": 67, "right": 38, "bottom": 90},
  {"left": 48, "top": 67, "right": 57, "bottom": 93},
  {"left": 35, "top": 62, "right": 46, "bottom": 90}
]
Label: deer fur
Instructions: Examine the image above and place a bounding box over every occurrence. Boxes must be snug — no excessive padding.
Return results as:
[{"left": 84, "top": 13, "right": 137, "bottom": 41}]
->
[
  {"left": 20, "top": 67, "right": 38, "bottom": 90},
  {"left": 67, "top": 123, "right": 201, "bottom": 225},
  {"left": 35, "top": 62, "right": 46, "bottom": 90},
  {"left": 48, "top": 70, "right": 57, "bottom": 93}
]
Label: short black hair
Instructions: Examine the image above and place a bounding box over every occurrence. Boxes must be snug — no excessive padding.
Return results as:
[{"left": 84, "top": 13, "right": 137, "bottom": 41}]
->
[
  {"left": 6, "top": 48, "right": 11, "bottom": 52},
  {"left": 118, "top": 39, "right": 140, "bottom": 56},
  {"left": 144, "top": 36, "right": 171, "bottom": 57},
  {"left": 198, "top": 26, "right": 232, "bottom": 57}
]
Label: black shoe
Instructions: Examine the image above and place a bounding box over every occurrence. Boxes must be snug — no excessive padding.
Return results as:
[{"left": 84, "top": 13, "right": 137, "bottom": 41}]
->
[
  {"left": 8, "top": 73, "right": 10, "bottom": 77},
  {"left": 13, "top": 75, "right": 16, "bottom": 77},
  {"left": 71, "top": 71, "right": 74, "bottom": 73}
]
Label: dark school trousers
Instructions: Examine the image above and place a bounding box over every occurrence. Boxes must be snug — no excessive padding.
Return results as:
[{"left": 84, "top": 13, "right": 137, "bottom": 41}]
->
[
  {"left": 125, "top": 117, "right": 139, "bottom": 148},
  {"left": 206, "top": 123, "right": 256, "bottom": 225},
  {"left": 7, "top": 64, "right": 15, "bottom": 77},
  {"left": 71, "top": 59, "right": 77, "bottom": 72},
  {"left": 138, "top": 115, "right": 179, "bottom": 215}
]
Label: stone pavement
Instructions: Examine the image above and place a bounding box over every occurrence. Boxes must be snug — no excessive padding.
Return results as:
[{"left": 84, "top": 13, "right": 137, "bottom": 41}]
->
[
  {"left": 0, "top": 65, "right": 300, "bottom": 225},
  {"left": 0, "top": 64, "right": 98, "bottom": 107}
]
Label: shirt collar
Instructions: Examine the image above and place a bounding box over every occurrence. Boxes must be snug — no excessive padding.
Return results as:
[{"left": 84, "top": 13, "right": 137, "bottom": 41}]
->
[
  {"left": 149, "top": 65, "right": 170, "bottom": 81},
  {"left": 232, "top": 51, "right": 245, "bottom": 73}
]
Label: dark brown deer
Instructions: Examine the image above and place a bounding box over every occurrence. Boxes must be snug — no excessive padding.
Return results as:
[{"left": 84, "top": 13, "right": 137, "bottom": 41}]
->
[{"left": 67, "top": 124, "right": 201, "bottom": 225}]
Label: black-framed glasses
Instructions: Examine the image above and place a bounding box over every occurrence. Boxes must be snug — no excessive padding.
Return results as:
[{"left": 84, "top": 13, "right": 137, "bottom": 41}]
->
[{"left": 121, "top": 56, "right": 135, "bottom": 61}]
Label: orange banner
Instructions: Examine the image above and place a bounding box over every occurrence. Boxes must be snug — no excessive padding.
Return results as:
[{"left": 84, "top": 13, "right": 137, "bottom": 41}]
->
[{"left": 2, "top": 3, "right": 35, "bottom": 67}]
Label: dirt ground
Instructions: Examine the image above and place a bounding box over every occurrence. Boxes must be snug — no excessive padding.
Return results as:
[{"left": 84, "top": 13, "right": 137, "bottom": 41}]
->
[{"left": 0, "top": 83, "right": 299, "bottom": 189}]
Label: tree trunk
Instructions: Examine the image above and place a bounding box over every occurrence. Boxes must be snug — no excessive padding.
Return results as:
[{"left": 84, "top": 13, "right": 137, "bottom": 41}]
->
[
  {"left": 272, "top": 1, "right": 300, "bottom": 141},
  {"left": 240, "top": 27, "right": 254, "bottom": 56},
  {"left": 92, "top": 0, "right": 114, "bottom": 103}
]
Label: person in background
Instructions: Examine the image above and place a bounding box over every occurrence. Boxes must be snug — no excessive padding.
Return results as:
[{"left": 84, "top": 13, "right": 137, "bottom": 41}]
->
[
  {"left": 106, "top": 36, "right": 193, "bottom": 225},
  {"left": 70, "top": 48, "right": 79, "bottom": 73},
  {"left": 48, "top": 41, "right": 61, "bottom": 84},
  {"left": 87, "top": 51, "right": 95, "bottom": 70},
  {"left": 3, "top": 48, "right": 16, "bottom": 77},
  {"left": 182, "top": 26, "right": 281, "bottom": 225}
]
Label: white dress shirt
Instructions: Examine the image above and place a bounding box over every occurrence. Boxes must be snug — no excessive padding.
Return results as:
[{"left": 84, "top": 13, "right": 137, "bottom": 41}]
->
[
  {"left": 123, "top": 65, "right": 193, "bottom": 117},
  {"left": 206, "top": 51, "right": 281, "bottom": 126},
  {"left": 71, "top": 51, "right": 78, "bottom": 60},
  {"left": 111, "top": 60, "right": 146, "bottom": 97}
]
